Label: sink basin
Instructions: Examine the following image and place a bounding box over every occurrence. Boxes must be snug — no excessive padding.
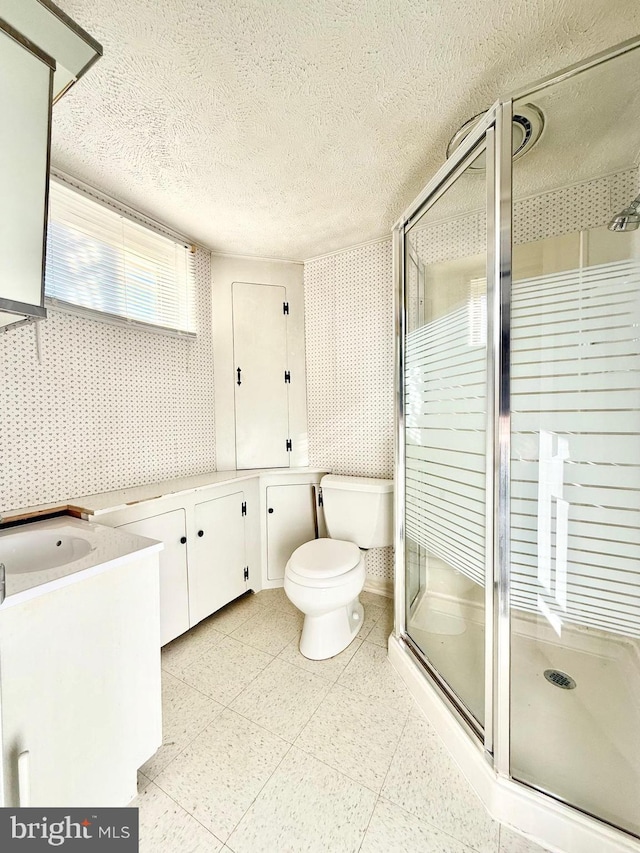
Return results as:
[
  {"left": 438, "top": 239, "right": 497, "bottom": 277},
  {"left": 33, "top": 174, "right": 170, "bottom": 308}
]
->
[{"left": 0, "top": 527, "right": 92, "bottom": 574}]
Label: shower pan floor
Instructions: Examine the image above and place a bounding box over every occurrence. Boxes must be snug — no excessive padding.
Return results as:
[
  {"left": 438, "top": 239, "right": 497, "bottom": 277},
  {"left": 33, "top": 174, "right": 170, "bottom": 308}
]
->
[{"left": 408, "top": 595, "right": 640, "bottom": 837}]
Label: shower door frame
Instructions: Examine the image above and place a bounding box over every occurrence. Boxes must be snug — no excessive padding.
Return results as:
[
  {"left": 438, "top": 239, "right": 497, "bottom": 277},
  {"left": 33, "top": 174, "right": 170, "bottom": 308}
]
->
[
  {"left": 394, "top": 31, "right": 640, "bottom": 826},
  {"left": 393, "top": 99, "right": 510, "bottom": 767}
]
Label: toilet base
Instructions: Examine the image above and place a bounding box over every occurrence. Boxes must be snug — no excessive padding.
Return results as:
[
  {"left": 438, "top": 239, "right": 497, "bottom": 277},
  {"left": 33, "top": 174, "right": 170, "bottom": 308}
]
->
[{"left": 299, "top": 598, "right": 364, "bottom": 660}]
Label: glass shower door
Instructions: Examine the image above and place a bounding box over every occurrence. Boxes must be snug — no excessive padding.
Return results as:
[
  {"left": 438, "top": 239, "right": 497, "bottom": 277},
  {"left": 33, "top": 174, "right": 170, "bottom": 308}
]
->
[
  {"left": 508, "top": 47, "right": 640, "bottom": 837},
  {"left": 403, "top": 143, "right": 489, "bottom": 728}
]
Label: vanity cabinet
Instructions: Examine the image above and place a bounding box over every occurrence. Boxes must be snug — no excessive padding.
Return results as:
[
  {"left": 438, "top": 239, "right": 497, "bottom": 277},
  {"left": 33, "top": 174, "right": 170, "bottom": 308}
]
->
[
  {"left": 265, "top": 484, "right": 318, "bottom": 581},
  {"left": 260, "top": 471, "right": 326, "bottom": 587},
  {"left": 88, "top": 469, "right": 326, "bottom": 641},
  {"left": 115, "top": 495, "right": 249, "bottom": 642},
  {"left": 190, "top": 491, "right": 248, "bottom": 625},
  {"left": 117, "top": 509, "right": 190, "bottom": 646},
  {"left": 94, "top": 476, "right": 261, "bottom": 645},
  {"left": 0, "top": 551, "right": 161, "bottom": 807}
]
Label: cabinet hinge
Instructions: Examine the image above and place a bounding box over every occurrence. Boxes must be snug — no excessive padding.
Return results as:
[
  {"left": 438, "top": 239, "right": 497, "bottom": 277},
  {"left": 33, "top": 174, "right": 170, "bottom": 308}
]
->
[
  {"left": 241, "top": 501, "right": 247, "bottom": 516},
  {"left": 283, "top": 302, "right": 289, "bottom": 315},
  {"left": 286, "top": 439, "right": 292, "bottom": 452},
  {"left": 318, "top": 486, "right": 324, "bottom": 507},
  {"left": 284, "top": 370, "right": 291, "bottom": 384},
  {"left": 244, "top": 566, "right": 249, "bottom": 581}
]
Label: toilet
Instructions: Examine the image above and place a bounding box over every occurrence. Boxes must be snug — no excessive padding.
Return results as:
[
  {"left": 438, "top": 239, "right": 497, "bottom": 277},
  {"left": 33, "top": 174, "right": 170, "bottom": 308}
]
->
[{"left": 284, "top": 474, "right": 394, "bottom": 660}]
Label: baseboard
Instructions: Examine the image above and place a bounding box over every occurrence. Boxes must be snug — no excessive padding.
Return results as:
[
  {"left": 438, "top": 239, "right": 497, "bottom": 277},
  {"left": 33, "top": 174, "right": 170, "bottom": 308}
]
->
[
  {"left": 388, "top": 635, "right": 640, "bottom": 853},
  {"left": 363, "top": 576, "right": 393, "bottom": 598}
]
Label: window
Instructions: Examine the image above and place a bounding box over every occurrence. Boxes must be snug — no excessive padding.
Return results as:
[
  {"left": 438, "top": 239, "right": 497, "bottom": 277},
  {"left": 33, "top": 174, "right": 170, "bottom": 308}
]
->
[{"left": 45, "top": 180, "right": 196, "bottom": 334}]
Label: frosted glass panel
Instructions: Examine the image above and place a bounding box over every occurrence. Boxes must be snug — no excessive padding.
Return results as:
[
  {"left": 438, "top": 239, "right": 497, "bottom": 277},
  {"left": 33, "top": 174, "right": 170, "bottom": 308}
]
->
[
  {"left": 404, "top": 147, "right": 488, "bottom": 727},
  {"left": 509, "top": 51, "right": 640, "bottom": 834}
]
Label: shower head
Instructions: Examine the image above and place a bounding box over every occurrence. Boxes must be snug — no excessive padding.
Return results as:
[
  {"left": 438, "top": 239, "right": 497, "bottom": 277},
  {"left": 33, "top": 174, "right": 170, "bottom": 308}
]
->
[{"left": 608, "top": 194, "right": 640, "bottom": 232}]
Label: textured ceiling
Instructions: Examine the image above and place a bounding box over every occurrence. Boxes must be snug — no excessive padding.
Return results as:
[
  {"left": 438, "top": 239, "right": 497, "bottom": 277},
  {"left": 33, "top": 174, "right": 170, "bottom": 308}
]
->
[{"left": 51, "top": 0, "right": 640, "bottom": 260}]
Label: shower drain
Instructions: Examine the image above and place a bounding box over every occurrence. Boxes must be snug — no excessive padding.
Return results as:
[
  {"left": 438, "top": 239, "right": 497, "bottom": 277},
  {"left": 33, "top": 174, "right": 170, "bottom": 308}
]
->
[{"left": 544, "top": 669, "right": 576, "bottom": 690}]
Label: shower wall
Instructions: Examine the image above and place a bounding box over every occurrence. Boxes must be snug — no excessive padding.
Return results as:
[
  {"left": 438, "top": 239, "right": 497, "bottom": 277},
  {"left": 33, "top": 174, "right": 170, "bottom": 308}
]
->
[{"left": 407, "top": 167, "right": 640, "bottom": 639}]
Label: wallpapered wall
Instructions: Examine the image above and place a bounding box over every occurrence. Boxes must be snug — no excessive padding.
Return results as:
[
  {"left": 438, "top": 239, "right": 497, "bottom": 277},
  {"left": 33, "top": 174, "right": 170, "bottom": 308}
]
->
[
  {"left": 302, "top": 169, "right": 638, "bottom": 591},
  {"left": 0, "top": 178, "right": 216, "bottom": 513},
  {"left": 304, "top": 239, "right": 395, "bottom": 589}
]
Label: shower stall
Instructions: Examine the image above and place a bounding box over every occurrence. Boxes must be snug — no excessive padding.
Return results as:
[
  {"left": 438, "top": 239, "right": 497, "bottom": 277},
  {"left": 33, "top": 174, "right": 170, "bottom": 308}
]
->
[{"left": 392, "top": 36, "right": 640, "bottom": 852}]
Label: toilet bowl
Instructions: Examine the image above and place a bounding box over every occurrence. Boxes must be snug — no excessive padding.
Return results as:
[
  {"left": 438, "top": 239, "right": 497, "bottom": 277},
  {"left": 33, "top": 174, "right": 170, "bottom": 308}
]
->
[
  {"left": 284, "top": 538, "right": 366, "bottom": 660},
  {"left": 284, "top": 474, "right": 393, "bottom": 661}
]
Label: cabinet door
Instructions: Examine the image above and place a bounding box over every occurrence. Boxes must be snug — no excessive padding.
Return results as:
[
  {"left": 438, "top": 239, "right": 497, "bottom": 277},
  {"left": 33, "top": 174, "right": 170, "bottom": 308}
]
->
[
  {"left": 266, "top": 484, "right": 317, "bottom": 580},
  {"left": 190, "top": 491, "right": 247, "bottom": 625},
  {"left": 233, "top": 282, "right": 290, "bottom": 468},
  {"left": 0, "top": 556, "right": 160, "bottom": 807},
  {"left": 118, "top": 510, "right": 189, "bottom": 646},
  {"left": 0, "top": 25, "right": 51, "bottom": 319}
]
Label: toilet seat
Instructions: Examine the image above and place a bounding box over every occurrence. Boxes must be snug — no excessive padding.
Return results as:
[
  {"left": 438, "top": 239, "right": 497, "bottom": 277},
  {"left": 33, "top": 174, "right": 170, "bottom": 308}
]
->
[
  {"left": 287, "top": 538, "right": 361, "bottom": 580},
  {"left": 284, "top": 538, "right": 366, "bottom": 659}
]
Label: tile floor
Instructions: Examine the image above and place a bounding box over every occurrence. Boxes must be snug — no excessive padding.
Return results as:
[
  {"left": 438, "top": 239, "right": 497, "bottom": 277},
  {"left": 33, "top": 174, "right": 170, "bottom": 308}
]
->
[{"left": 131, "top": 588, "right": 549, "bottom": 853}]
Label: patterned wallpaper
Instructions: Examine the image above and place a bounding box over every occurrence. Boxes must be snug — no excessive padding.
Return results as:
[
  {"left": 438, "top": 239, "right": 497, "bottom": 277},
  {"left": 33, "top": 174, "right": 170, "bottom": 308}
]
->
[
  {"left": 0, "top": 181, "right": 215, "bottom": 513},
  {"left": 302, "top": 169, "right": 639, "bottom": 589},
  {"left": 304, "top": 239, "right": 395, "bottom": 587}
]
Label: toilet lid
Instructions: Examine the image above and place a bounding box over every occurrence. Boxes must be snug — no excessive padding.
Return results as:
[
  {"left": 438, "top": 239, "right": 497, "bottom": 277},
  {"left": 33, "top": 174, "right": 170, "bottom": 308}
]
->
[{"left": 288, "top": 538, "right": 361, "bottom": 579}]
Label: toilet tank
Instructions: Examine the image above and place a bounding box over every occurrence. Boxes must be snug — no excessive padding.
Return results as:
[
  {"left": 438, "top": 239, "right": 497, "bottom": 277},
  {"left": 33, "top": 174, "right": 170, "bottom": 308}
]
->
[{"left": 321, "top": 475, "right": 394, "bottom": 549}]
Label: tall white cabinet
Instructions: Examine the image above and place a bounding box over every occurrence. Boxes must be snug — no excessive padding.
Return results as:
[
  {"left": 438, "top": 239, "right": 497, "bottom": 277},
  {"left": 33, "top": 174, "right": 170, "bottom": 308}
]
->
[
  {"left": 233, "top": 282, "right": 291, "bottom": 468},
  {"left": 211, "top": 256, "right": 308, "bottom": 470}
]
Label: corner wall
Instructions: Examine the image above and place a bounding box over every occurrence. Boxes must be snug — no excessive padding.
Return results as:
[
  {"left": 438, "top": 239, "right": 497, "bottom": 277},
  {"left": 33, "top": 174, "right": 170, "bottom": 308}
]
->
[{"left": 304, "top": 239, "right": 394, "bottom": 590}]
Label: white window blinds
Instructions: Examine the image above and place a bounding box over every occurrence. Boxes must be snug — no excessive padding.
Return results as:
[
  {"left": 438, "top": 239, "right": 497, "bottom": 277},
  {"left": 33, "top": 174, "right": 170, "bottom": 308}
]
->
[{"left": 45, "top": 180, "right": 196, "bottom": 335}]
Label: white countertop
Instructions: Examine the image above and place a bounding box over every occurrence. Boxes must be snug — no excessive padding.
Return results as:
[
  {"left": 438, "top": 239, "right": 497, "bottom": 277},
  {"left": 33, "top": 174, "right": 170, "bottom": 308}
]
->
[
  {"left": 0, "top": 516, "right": 162, "bottom": 608},
  {"left": 1, "top": 468, "right": 328, "bottom": 522}
]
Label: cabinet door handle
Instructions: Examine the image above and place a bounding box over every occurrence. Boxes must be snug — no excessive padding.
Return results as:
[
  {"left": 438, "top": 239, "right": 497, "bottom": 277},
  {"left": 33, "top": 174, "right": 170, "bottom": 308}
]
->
[
  {"left": 268, "top": 508, "right": 274, "bottom": 513},
  {"left": 180, "top": 536, "right": 187, "bottom": 544},
  {"left": 18, "top": 750, "right": 30, "bottom": 807},
  {"left": 236, "top": 367, "right": 242, "bottom": 385},
  {"left": 197, "top": 530, "right": 204, "bottom": 537}
]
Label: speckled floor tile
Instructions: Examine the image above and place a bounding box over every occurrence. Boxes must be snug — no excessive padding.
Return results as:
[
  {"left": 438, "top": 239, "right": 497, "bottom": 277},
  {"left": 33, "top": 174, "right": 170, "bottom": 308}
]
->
[
  {"left": 357, "top": 604, "right": 384, "bottom": 640},
  {"left": 366, "top": 607, "right": 394, "bottom": 647},
  {"left": 295, "top": 684, "right": 406, "bottom": 791},
  {"left": 140, "top": 672, "right": 224, "bottom": 780},
  {"left": 226, "top": 747, "right": 376, "bottom": 853},
  {"left": 205, "top": 592, "right": 267, "bottom": 635},
  {"left": 229, "top": 606, "right": 302, "bottom": 656},
  {"left": 381, "top": 714, "right": 499, "bottom": 853},
  {"left": 500, "top": 827, "right": 550, "bottom": 853},
  {"left": 137, "top": 771, "right": 151, "bottom": 793},
  {"left": 278, "top": 634, "right": 363, "bottom": 682},
  {"left": 161, "top": 619, "right": 225, "bottom": 677},
  {"left": 130, "top": 781, "right": 223, "bottom": 853},
  {"left": 154, "top": 708, "right": 289, "bottom": 842},
  {"left": 360, "top": 798, "right": 476, "bottom": 853},
  {"left": 181, "top": 635, "right": 273, "bottom": 706},
  {"left": 360, "top": 590, "right": 393, "bottom": 609},
  {"left": 254, "top": 586, "right": 300, "bottom": 617},
  {"left": 336, "top": 641, "right": 412, "bottom": 713},
  {"left": 230, "top": 657, "right": 330, "bottom": 741}
]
